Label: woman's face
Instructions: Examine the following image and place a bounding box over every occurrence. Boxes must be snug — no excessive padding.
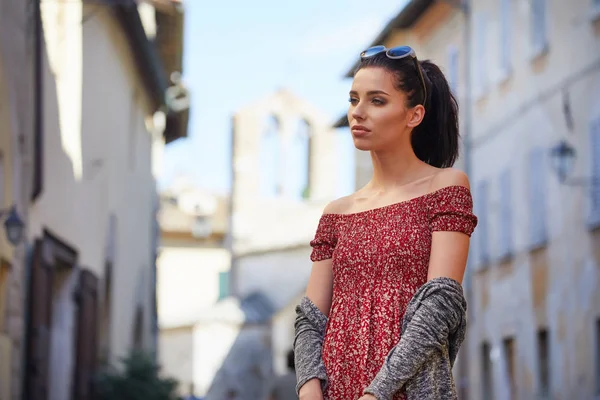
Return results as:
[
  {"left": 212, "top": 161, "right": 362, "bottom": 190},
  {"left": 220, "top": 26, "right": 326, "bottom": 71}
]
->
[{"left": 347, "top": 66, "right": 423, "bottom": 151}]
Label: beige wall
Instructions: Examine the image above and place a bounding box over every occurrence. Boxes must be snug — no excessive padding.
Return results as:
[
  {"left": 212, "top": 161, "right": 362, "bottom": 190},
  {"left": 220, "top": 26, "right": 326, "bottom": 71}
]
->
[
  {"left": 157, "top": 246, "right": 230, "bottom": 328},
  {"left": 466, "top": 0, "right": 600, "bottom": 398},
  {"left": 159, "top": 326, "right": 195, "bottom": 396},
  {"left": 271, "top": 291, "right": 303, "bottom": 375},
  {"left": 160, "top": 318, "right": 246, "bottom": 397},
  {"left": 236, "top": 247, "right": 312, "bottom": 311},
  {"left": 27, "top": 1, "right": 163, "bottom": 371}
]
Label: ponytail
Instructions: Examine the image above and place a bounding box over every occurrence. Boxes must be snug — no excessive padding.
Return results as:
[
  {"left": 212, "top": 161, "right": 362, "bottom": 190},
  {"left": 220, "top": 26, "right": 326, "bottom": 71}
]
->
[{"left": 411, "top": 60, "right": 459, "bottom": 168}]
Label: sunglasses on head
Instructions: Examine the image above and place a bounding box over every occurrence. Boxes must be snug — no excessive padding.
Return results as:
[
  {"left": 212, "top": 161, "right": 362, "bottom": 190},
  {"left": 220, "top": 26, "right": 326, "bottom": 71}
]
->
[{"left": 360, "top": 45, "right": 427, "bottom": 106}]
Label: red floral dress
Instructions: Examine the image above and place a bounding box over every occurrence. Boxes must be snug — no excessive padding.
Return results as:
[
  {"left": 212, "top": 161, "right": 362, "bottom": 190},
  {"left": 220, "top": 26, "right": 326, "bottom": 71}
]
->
[{"left": 309, "top": 185, "right": 478, "bottom": 400}]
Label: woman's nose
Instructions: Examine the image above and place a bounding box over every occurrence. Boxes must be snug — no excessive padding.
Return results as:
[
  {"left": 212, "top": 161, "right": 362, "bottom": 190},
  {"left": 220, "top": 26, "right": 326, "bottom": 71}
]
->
[{"left": 351, "top": 104, "right": 365, "bottom": 121}]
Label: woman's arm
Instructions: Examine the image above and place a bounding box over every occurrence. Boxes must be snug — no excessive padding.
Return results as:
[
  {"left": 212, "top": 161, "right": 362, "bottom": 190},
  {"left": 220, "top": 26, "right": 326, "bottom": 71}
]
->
[
  {"left": 296, "top": 199, "right": 341, "bottom": 398},
  {"left": 305, "top": 258, "right": 334, "bottom": 316},
  {"left": 296, "top": 259, "right": 334, "bottom": 398},
  {"left": 426, "top": 168, "right": 472, "bottom": 283}
]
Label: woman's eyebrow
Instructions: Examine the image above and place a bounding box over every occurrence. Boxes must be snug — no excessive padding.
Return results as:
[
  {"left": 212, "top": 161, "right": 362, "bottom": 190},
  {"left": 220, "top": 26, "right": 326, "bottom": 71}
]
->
[{"left": 349, "top": 90, "right": 390, "bottom": 96}]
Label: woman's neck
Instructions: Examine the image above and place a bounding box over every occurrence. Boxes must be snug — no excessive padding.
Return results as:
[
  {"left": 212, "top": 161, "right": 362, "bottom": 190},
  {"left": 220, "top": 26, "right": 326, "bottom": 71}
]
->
[{"left": 367, "top": 146, "right": 433, "bottom": 192}]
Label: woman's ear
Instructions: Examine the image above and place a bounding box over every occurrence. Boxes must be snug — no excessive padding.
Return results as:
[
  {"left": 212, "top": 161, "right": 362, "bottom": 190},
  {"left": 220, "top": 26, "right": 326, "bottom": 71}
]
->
[{"left": 407, "top": 104, "right": 425, "bottom": 128}]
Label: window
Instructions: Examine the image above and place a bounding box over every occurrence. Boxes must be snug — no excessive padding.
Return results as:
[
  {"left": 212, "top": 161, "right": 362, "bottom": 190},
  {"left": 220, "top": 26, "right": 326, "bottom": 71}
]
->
[
  {"left": 128, "top": 90, "right": 139, "bottom": 170},
  {"left": 0, "top": 152, "right": 4, "bottom": 206},
  {"left": 260, "top": 115, "right": 282, "bottom": 197},
  {"left": 99, "top": 262, "right": 112, "bottom": 363},
  {"left": 0, "top": 260, "right": 10, "bottom": 333},
  {"left": 499, "top": 170, "right": 513, "bottom": 260},
  {"left": 475, "top": 180, "right": 490, "bottom": 267},
  {"left": 499, "top": 0, "right": 512, "bottom": 74},
  {"left": 503, "top": 337, "right": 517, "bottom": 399},
  {"left": 531, "top": 0, "right": 548, "bottom": 56},
  {"left": 537, "top": 329, "right": 550, "bottom": 397},
  {"left": 528, "top": 147, "right": 548, "bottom": 249},
  {"left": 192, "top": 216, "right": 212, "bottom": 239},
  {"left": 218, "top": 271, "right": 229, "bottom": 300},
  {"left": 593, "top": 0, "right": 600, "bottom": 23},
  {"left": 589, "top": 118, "right": 600, "bottom": 228},
  {"left": 481, "top": 341, "right": 494, "bottom": 400},
  {"left": 132, "top": 307, "right": 144, "bottom": 349},
  {"left": 447, "top": 46, "right": 459, "bottom": 95}
]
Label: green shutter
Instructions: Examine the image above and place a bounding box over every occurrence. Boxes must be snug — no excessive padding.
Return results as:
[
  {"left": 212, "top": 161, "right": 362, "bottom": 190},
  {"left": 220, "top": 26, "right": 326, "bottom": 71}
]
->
[{"left": 218, "top": 271, "right": 229, "bottom": 300}]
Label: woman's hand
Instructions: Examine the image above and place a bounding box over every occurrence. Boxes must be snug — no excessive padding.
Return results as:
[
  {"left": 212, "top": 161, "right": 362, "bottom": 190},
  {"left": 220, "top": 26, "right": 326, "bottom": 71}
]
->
[
  {"left": 358, "top": 394, "right": 377, "bottom": 400},
  {"left": 298, "top": 378, "right": 324, "bottom": 400}
]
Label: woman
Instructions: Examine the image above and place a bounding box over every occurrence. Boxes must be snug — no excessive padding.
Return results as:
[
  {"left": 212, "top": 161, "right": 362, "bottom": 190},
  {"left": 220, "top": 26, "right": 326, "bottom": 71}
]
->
[{"left": 294, "top": 45, "right": 478, "bottom": 400}]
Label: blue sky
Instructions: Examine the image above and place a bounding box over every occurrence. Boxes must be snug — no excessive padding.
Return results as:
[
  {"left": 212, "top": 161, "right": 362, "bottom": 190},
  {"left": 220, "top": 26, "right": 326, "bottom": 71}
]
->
[{"left": 159, "top": 0, "right": 408, "bottom": 196}]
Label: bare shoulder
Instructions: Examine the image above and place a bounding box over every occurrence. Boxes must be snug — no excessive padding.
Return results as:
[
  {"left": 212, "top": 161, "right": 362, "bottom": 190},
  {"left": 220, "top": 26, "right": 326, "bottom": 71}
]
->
[
  {"left": 429, "top": 167, "right": 471, "bottom": 192},
  {"left": 323, "top": 195, "right": 353, "bottom": 215}
]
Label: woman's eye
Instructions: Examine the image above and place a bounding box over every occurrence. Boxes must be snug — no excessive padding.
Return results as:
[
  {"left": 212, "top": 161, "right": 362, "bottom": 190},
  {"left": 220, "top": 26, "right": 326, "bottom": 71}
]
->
[
  {"left": 348, "top": 97, "right": 358, "bottom": 105},
  {"left": 372, "top": 98, "right": 385, "bottom": 105}
]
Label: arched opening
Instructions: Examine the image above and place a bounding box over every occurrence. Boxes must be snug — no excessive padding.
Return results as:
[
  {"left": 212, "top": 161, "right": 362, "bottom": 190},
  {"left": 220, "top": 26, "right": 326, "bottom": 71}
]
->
[
  {"left": 288, "top": 118, "right": 312, "bottom": 200},
  {"left": 259, "top": 115, "right": 281, "bottom": 197}
]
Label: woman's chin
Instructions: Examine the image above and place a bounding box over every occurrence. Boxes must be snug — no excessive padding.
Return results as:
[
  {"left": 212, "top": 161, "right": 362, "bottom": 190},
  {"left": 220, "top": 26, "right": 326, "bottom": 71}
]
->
[{"left": 352, "top": 138, "right": 372, "bottom": 151}]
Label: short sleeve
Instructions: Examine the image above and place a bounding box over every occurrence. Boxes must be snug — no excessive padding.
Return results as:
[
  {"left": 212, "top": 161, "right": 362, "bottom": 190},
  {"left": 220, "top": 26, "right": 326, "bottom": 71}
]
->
[
  {"left": 309, "top": 214, "right": 338, "bottom": 262},
  {"left": 428, "top": 185, "right": 478, "bottom": 237}
]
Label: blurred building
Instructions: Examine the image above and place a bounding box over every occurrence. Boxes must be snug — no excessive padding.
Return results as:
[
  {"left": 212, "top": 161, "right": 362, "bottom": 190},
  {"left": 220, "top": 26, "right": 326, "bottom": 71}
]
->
[
  {"left": 465, "top": 0, "right": 600, "bottom": 399},
  {"left": 203, "top": 88, "right": 339, "bottom": 398},
  {"left": 0, "top": 0, "right": 34, "bottom": 399},
  {"left": 0, "top": 0, "right": 190, "bottom": 399},
  {"left": 334, "top": 0, "right": 600, "bottom": 399},
  {"left": 156, "top": 179, "right": 231, "bottom": 397}
]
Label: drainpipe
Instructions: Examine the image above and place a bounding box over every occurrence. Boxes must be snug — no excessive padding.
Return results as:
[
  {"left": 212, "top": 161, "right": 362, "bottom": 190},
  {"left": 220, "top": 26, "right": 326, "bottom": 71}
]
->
[
  {"left": 226, "top": 115, "right": 237, "bottom": 298},
  {"left": 32, "top": 0, "right": 43, "bottom": 201}
]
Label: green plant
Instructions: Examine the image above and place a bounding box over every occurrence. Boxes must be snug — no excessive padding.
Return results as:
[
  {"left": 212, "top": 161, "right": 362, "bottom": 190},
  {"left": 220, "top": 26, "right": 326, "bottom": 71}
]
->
[{"left": 96, "top": 349, "right": 179, "bottom": 400}]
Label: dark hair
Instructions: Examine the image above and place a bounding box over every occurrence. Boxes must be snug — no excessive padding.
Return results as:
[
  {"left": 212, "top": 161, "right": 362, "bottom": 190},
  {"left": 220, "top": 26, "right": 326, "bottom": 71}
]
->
[
  {"left": 287, "top": 349, "right": 295, "bottom": 371},
  {"left": 356, "top": 52, "right": 459, "bottom": 168}
]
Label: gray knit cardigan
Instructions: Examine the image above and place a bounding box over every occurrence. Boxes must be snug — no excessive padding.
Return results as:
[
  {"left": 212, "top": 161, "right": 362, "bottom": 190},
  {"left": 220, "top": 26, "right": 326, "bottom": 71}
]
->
[{"left": 294, "top": 277, "right": 467, "bottom": 400}]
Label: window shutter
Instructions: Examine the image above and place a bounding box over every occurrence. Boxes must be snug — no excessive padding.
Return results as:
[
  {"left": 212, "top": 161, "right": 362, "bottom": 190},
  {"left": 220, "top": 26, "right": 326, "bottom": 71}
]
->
[
  {"left": 73, "top": 270, "right": 99, "bottom": 400},
  {"left": 529, "top": 147, "right": 547, "bottom": 249},
  {"left": 219, "top": 271, "right": 230, "bottom": 300},
  {"left": 500, "top": 0, "right": 512, "bottom": 72},
  {"left": 499, "top": 170, "right": 513, "bottom": 259},
  {"left": 475, "top": 12, "right": 488, "bottom": 92},
  {"left": 24, "top": 240, "right": 53, "bottom": 400},
  {"left": 0, "top": 153, "right": 4, "bottom": 207},
  {"left": 476, "top": 180, "right": 490, "bottom": 267},
  {"left": 589, "top": 118, "right": 600, "bottom": 227},
  {"left": 448, "top": 46, "right": 459, "bottom": 95},
  {"left": 531, "top": 0, "right": 547, "bottom": 53}
]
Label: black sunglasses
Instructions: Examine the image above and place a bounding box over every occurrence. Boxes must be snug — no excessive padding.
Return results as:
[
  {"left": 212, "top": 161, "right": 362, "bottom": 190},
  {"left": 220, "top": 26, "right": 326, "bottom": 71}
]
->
[{"left": 360, "top": 45, "right": 427, "bottom": 106}]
